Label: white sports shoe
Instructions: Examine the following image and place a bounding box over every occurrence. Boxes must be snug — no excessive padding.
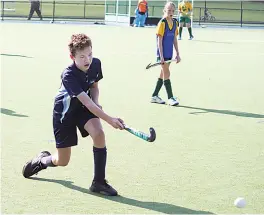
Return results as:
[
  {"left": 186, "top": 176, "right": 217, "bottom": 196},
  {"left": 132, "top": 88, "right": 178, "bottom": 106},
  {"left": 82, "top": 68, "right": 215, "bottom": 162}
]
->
[
  {"left": 168, "top": 97, "right": 179, "bottom": 106},
  {"left": 151, "top": 96, "right": 166, "bottom": 104}
]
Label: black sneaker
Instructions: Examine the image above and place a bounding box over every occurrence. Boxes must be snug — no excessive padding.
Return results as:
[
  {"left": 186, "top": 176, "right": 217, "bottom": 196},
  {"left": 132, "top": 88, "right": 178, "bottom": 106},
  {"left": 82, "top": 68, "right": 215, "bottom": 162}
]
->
[
  {"left": 22, "top": 151, "right": 51, "bottom": 178},
  {"left": 89, "top": 180, "right": 118, "bottom": 196}
]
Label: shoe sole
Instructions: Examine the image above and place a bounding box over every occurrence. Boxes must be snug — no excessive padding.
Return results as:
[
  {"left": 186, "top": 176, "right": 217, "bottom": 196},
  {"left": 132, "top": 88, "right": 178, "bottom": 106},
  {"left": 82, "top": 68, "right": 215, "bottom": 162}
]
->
[
  {"left": 151, "top": 101, "right": 166, "bottom": 104},
  {"left": 22, "top": 151, "right": 51, "bottom": 178},
  {"left": 89, "top": 187, "right": 118, "bottom": 196},
  {"left": 168, "top": 102, "right": 179, "bottom": 106}
]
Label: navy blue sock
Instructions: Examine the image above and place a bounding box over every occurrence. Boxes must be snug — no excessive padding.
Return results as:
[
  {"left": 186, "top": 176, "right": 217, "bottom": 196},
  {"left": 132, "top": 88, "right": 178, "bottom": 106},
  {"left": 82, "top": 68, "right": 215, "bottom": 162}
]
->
[
  {"left": 93, "top": 146, "right": 107, "bottom": 183},
  {"left": 41, "top": 155, "right": 56, "bottom": 167}
]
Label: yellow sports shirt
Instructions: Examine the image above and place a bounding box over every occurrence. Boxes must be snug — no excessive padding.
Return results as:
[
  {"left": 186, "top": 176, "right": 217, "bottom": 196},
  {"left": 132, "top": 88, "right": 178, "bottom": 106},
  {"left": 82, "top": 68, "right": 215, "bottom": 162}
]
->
[
  {"left": 156, "top": 18, "right": 178, "bottom": 37},
  {"left": 178, "top": 1, "right": 192, "bottom": 17}
]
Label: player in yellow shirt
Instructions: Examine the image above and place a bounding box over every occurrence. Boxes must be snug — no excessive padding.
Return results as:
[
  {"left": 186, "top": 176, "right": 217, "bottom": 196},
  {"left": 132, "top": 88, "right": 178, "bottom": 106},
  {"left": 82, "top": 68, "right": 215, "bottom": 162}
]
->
[{"left": 178, "top": 0, "right": 194, "bottom": 40}]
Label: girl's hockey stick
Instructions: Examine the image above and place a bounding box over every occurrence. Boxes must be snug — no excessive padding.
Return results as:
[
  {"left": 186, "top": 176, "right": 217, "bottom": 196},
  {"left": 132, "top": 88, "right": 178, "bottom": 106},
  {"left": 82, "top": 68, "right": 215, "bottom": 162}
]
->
[{"left": 146, "top": 59, "right": 178, "bottom": 70}]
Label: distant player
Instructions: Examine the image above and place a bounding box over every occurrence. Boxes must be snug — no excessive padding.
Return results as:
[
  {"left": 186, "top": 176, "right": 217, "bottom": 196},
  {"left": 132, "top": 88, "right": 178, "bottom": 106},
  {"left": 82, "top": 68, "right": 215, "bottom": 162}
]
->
[
  {"left": 22, "top": 33, "right": 125, "bottom": 196},
  {"left": 27, "top": 0, "right": 43, "bottom": 20},
  {"left": 151, "top": 1, "right": 181, "bottom": 106},
  {"left": 178, "top": 0, "right": 194, "bottom": 40},
  {"left": 134, "top": 0, "right": 148, "bottom": 27}
]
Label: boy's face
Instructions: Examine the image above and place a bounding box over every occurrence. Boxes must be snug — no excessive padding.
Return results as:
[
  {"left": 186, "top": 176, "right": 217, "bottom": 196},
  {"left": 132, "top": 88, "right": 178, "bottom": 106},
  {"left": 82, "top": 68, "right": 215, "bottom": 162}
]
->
[
  {"left": 164, "top": 5, "right": 175, "bottom": 18},
  {"left": 71, "top": 46, "right": 93, "bottom": 72}
]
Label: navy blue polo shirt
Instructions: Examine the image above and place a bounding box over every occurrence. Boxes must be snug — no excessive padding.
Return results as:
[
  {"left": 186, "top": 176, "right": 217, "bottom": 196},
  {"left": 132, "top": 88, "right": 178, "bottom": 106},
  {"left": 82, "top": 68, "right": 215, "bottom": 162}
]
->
[{"left": 53, "top": 58, "right": 103, "bottom": 123}]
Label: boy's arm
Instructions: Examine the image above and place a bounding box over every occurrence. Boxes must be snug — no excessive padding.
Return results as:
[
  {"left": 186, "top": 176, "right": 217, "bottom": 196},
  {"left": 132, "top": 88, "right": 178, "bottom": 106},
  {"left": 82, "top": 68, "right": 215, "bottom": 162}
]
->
[
  {"left": 77, "top": 92, "right": 110, "bottom": 122},
  {"left": 62, "top": 72, "right": 123, "bottom": 129},
  {"left": 62, "top": 73, "right": 108, "bottom": 121},
  {"left": 90, "top": 59, "right": 103, "bottom": 107},
  {"left": 90, "top": 82, "right": 100, "bottom": 108},
  {"left": 77, "top": 92, "right": 124, "bottom": 129}
]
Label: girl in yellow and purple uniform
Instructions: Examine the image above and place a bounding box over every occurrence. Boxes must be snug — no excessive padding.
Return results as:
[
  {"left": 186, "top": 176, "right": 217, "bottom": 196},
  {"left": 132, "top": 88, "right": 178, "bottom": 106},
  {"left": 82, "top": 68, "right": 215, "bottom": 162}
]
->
[{"left": 151, "top": 1, "right": 181, "bottom": 106}]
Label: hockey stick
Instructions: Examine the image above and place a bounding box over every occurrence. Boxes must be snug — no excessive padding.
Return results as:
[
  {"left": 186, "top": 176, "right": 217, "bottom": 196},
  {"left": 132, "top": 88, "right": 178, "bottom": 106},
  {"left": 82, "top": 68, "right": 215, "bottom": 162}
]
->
[
  {"left": 124, "top": 125, "right": 156, "bottom": 142},
  {"left": 146, "top": 59, "right": 178, "bottom": 70}
]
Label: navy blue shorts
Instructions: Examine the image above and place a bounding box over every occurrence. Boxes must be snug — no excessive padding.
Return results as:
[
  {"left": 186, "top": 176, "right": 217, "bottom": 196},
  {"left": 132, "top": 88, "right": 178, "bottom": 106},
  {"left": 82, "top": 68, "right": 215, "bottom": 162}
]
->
[
  {"left": 53, "top": 107, "right": 98, "bottom": 148},
  {"left": 157, "top": 57, "right": 172, "bottom": 62}
]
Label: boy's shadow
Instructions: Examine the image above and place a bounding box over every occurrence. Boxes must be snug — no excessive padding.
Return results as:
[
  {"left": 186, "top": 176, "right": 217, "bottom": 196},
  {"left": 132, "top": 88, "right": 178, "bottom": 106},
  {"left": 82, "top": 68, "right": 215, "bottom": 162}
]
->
[
  {"left": 1, "top": 108, "right": 28, "bottom": 117},
  {"left": 30, "top": 177, "right": 213, "bottom": 214}
]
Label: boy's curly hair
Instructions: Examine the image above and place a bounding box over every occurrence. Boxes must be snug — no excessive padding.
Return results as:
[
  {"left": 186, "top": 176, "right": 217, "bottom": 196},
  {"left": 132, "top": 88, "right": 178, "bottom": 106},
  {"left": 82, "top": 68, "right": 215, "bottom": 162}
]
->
[{"left": 68, "top": 33, "right": 92, "bottom": 56}]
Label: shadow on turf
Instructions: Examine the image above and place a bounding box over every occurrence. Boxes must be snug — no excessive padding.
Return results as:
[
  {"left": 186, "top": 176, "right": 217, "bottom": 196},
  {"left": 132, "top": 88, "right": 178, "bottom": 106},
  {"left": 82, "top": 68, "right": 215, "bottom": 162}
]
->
[
  {"left": 177, "top": 105, "right": 264, "bottom": 119},
  {"left": 1, "top": 108, "right": 28, "bottom": 117},
  {"left": 192, "top": 40, "right": 232, "bottom": 44},
  {"left": 30, "top": 177, "right": 213, "bottom": 214},
  {"left": 0, "top": 53, "right": 33, "bottom": 58}
]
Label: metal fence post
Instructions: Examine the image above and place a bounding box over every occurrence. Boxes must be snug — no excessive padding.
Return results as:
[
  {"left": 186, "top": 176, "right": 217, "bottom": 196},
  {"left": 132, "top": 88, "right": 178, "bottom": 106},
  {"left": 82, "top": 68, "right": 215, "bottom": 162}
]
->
[
  {"left": 204, "top": 0, "right": 207, "bottom": 23},
  {"left": 1, "top": 1, "right": 4, "bottom": 21},
  {"left": 240, "top": 1, "right": 243, "bottom": 27},
  {"left": 83, "top": 0, "right": 86, "bottom": 19},
  {"left": 199, "top": 7, "right": 201, "bottom": 25},
  {"left": 52, "top": 0, "right": 55, "bottom": 22}
]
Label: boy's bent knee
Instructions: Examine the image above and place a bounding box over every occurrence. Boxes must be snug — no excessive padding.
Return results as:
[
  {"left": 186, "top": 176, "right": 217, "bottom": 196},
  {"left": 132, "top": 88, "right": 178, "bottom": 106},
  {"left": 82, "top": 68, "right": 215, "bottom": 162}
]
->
[
  {"left": 92, "top": 129, "right": 105, "bottom": 148},
  {"left": 84, "top": 118, "right": 105, "bottom": 147},
  {"left": 95, "top": 128, "right": 105, "bottom": 138}
]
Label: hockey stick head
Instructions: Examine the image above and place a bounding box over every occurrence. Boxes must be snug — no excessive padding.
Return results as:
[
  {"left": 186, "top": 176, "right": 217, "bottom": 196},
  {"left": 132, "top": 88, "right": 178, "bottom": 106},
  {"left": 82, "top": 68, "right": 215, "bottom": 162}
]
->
[
  {"left": 124, "top": 125, "right": 156, "bottom": 143},
  {"left": 146, "top": 63, "right": 153, "bottom": 70},
  {"left": 148, "top": 127, "right": 156, "bottom": 142},
  {"left": 146, "top": 62, "right": 160, "bottom": 70}
]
